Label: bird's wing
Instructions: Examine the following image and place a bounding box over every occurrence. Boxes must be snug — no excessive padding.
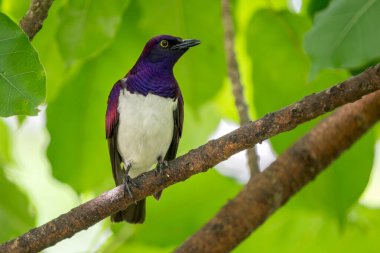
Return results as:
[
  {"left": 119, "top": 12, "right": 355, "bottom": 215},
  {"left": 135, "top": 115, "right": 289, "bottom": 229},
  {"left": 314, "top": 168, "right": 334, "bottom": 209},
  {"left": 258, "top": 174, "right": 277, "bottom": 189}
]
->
[
  {"left": 106, "top": 81, "right": 124, "bottom": 185},
  {"left": 164, "top": 93, "right": 184, "bottom": 161}
]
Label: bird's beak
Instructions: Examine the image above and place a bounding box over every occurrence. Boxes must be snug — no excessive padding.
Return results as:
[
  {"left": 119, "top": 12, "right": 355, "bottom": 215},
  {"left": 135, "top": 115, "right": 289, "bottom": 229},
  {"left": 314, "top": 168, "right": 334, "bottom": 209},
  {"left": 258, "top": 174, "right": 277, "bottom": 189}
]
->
[{"left": 172, "top": 39, "right": 201, "bottom": 50}]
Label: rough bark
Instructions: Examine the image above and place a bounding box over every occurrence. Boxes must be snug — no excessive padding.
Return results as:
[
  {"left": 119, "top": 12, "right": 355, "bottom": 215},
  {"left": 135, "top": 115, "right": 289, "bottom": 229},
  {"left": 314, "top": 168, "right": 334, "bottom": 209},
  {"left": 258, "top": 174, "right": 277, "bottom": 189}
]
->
[
  {"left": 19, "top": 0, "right": 54, "bottom": 40},
  {"left": 221, "top": 0, "right": 260, "bottom": 176},
  {"left": 176, "top": 90, "right": 380, "bottom": 253},
  {"left": 1, "top": 64, "right": 380, "bottom": 253}
]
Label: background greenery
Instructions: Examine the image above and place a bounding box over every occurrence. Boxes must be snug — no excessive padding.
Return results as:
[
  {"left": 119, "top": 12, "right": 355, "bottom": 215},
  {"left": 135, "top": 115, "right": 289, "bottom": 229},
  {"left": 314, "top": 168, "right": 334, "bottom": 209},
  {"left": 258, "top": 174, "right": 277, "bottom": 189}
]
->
[{"left": 1, "top": 0, "right": 380, "bottom": 252}]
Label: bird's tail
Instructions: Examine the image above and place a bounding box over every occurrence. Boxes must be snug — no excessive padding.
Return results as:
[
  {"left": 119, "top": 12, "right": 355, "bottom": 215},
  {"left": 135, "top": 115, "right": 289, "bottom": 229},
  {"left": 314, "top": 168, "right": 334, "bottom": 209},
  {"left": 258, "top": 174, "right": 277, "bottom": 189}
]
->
[{"left": 111, "top": 198, "right": 146, "bottom": 223}]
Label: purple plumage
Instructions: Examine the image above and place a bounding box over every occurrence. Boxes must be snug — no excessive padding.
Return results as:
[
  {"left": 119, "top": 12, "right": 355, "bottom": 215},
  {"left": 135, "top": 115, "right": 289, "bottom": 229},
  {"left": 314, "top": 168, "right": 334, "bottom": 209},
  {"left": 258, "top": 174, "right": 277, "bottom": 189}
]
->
[{"left": 105, "top": 35, "right": 200, "bottom": 223}]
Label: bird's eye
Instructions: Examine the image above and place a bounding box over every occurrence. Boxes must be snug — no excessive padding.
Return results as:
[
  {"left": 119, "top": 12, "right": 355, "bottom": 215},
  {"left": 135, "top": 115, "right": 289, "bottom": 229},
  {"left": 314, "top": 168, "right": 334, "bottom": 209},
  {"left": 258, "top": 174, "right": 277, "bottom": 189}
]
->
[{"left": 160, "top": 40, "right": 169, "bottom": 48}]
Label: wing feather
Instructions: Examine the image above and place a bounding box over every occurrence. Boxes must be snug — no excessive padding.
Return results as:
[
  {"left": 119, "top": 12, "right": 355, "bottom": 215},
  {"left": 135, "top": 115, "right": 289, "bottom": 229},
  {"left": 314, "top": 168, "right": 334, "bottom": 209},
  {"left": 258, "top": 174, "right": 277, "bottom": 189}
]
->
[
  {"left": 164, "top": 93, "right": 184, "bottom": 161},
  {"left": 106, "top": 82, "right": 124, "bottom": 185}
]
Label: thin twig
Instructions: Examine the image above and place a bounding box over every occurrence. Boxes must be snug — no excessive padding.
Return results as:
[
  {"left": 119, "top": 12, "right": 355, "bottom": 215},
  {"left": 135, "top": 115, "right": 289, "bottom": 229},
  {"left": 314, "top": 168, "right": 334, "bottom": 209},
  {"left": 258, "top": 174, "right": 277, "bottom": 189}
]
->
[
  {"left": 1, "top": 64, "right": 380, "bottom": 253},
  {"left": 221, "top": 0, "right": 260, "bottom": 176},
  {"left": 19, "top": 0, "right": 54, "bottom": 40},
  {"left": 176, "top": 90, "right": 380, "bottom": 253}
]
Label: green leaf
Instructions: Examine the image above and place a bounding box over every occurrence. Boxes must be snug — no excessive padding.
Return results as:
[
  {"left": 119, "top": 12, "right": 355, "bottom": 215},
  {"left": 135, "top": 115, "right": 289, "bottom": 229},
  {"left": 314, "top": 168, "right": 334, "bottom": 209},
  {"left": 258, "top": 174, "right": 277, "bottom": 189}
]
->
[
  {"left": 305, "top": 0, "right": 332, "bottom": 18},
  {"left": 246, "top": 9, "right": 370, "bottom": 223},
  {"left": 236, "top": 204, "right": 380, "bottom": 253},
  {"left": 56, "top": 0, "right": 130, "bottom": 62},
  {"left": 0, "top": 120, "right": 11, "bottom": 165},
  {"left": 0, "top": 13, "right": 46, "bottom": 117},
  {"left": 294, "top": 130, "right": 375, "bottom": 224},
  {"left": 304, "top": 0, "right": 380, "bottom": 77},
  {"left": 0, "top": 168, "right": 34, "bottom": 242},
  {"left": 246, "top": 9, "right": 312, "bottom": 153},
  {"left": 247, "top": 10, "right": 311, "bottom": 117},
  {"left": 247, "top": 9, "right": 350, "bottom": 153}
]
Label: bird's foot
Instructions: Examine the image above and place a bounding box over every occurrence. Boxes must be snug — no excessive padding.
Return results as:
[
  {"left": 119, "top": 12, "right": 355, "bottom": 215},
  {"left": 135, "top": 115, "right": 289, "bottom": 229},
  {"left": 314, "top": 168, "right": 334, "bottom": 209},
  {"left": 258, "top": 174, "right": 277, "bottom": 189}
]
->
[
  {"left": 123, "top": 174, "right": 136, "bottom": 198},
  {"left": 155, "top": 160, "right": 168, "bottom": 176}
]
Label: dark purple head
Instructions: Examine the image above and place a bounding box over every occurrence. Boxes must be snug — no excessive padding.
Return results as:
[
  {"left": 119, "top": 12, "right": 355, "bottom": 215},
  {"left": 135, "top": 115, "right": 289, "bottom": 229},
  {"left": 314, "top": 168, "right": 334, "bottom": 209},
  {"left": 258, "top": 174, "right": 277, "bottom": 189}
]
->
[
  {"left": 132, "top": 35, "right": 200, "bottom": 72},
  {"left": 124, "top": 35, "right": 200, "bottom": 98}
]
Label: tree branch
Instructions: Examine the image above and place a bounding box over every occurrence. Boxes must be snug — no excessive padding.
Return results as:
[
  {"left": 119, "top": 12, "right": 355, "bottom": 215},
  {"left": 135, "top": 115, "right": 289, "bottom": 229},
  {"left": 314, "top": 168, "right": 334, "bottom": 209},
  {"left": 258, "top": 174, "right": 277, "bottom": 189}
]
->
[
  {"left": 1, "top": 64, "right": 380, "bottom": 253},
  {"left": 19, "top": 0, "right": 54, "bottom": 40},
  {"left": 176, "top": 90, "right": 380, "bottom": 253},
  {"left": 221, "top": 0, "right": 260, "bottom": 176}
]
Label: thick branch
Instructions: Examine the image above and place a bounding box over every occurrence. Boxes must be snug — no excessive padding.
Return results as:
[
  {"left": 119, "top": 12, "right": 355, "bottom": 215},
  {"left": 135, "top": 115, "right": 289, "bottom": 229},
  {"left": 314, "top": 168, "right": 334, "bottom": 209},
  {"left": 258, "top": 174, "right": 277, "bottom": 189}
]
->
[
  {"left": 19, "top": 0, "right": 54, "bottom": 40},
  {"left": 221, "top": 0, "right": 260, "bottom": 176},
  {"left": 176, "top": 90, "right": 380, "bottom": 253},
  {"left": 1, "top": 65, "right": 380, "bottom": 253}
]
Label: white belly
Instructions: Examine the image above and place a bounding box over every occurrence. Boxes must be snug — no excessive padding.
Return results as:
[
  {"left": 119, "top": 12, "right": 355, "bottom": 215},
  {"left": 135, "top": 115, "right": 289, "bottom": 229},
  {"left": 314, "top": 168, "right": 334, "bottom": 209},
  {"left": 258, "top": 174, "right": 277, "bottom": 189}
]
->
[{"left": 117, "top": 89, "right": 177, "bottom": 178}]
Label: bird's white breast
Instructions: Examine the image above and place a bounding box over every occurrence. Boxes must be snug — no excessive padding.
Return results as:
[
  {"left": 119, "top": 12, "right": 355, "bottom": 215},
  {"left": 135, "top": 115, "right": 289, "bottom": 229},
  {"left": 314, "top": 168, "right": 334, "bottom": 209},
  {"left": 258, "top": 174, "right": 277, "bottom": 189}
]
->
[{"left": 117, "top": 89, "right": 177, "bottom": 178}]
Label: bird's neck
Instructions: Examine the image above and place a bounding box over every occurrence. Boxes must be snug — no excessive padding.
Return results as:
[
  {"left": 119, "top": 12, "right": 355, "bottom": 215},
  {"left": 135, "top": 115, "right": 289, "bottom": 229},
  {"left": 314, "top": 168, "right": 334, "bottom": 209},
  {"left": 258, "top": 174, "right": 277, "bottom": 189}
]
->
[{"left": 125, "top": 61, "right": 179, "bottom": 99}]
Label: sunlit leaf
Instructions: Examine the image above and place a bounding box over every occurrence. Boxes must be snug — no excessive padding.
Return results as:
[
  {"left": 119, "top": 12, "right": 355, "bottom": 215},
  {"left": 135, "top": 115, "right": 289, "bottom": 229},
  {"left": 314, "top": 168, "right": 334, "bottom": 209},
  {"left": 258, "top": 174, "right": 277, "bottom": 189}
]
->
[
  {"left": 0, "top": 13, "right": 46, "bottom": 117},
  {"left": 56, "top": 0, "right": 130, "bottom": 62},
  {"left": 304, "top": 0, "right": 380, "bottom": 77},
  {"left": 0, "top": 120, "right": 11, "bottom": 165}
]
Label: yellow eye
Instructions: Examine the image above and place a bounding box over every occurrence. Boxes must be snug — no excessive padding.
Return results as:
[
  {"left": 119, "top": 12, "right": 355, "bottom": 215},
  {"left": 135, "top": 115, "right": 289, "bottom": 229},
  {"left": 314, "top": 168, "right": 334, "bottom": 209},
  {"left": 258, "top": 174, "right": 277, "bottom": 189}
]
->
[{"left": 160, "top": 40, "right": 169, "bottom": 48}]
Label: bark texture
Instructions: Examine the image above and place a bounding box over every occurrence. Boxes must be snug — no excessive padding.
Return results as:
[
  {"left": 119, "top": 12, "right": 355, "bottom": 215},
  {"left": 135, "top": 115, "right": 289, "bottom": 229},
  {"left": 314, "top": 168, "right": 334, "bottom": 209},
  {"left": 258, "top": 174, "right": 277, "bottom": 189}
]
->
[{"left": 19, "top": 0, "right": 54, "bottom": 40}]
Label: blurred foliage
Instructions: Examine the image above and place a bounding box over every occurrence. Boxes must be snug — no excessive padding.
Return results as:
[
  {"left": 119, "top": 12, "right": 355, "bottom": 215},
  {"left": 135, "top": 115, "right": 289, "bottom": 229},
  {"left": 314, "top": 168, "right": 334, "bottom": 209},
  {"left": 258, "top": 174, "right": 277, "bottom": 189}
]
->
[
  {"left": 0, "top": 121, "right": 34, "bottom": 242},
  {"left": 56, "top": 0, "right": 130, "bottom": 62},
  {"left": 238, "top": 203, "right": 380, "bottom": 253},
  {"left": 0, "top": 13, "right": 45, "bottom": 117},
  {"left": 0, "top": 0, "right": 379, "bottom": 252},
  {"left": 0, "top": 167, "right": 35, "bottom": 242}
]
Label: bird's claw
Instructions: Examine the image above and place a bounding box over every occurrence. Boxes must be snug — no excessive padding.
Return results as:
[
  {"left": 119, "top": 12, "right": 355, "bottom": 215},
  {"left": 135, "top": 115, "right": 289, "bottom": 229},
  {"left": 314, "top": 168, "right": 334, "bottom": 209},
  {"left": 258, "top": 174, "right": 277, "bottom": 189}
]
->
[
  {"left": 155, "top": 160, "right": 168, "bottom": 176},
  {"left": 123, "top": 175, "right": 136, "bottom": 198}
]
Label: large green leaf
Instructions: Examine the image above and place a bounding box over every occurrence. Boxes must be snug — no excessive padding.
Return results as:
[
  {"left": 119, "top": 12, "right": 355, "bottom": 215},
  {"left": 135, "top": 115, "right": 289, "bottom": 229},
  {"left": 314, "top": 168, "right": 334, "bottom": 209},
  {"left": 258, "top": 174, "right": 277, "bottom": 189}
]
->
[
  {"left": 294, "top": 130, "right": 375, "bottom": 224},
  {"left": 56, "top": 0, "right": 129, "bottom": 62},
  {"left": 247, "top": 9, "right": 350, "bottom": 153},
  {"left": 246, "top": 9, "right": 372, "bottom": 223},
  {"left": 0, "top": 13, "right": 46, "bottom": 117},
  {"left": 304, "top": 0, "right": 380, "bottom": 77},
  {"left": 237, "top": 204, "right": 380, "bottom": 253},
  {"left": 0, "top": 168, "right": 34, "bottom": 242},
  {"left": 247, "top": 9, "right": 312, "bottom": 153},
  {"left": 47, "top": 0, "right": 225, "bottom": 192}
]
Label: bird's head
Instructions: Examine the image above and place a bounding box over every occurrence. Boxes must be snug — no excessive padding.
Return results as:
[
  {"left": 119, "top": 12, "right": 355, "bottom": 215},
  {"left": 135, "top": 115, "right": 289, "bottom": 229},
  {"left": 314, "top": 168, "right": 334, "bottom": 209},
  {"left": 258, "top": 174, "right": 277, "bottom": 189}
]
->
[{"left": 134, "top": 35, "right": 200, "bottom": 70}]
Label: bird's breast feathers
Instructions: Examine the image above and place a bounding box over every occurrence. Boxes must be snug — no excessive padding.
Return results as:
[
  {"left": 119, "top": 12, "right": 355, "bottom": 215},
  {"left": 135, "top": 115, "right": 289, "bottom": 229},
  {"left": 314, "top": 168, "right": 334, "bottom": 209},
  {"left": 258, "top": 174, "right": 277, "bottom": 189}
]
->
[{"left": 117, "top": 89, "right": 177, "bottom": 177}]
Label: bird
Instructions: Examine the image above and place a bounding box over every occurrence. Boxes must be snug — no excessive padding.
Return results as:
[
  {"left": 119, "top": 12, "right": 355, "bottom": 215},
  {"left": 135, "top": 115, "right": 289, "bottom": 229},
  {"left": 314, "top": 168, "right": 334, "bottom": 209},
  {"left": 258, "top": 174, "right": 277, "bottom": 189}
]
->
[{"left": 105, "top": 35, "right": 200, "bottom": 223}]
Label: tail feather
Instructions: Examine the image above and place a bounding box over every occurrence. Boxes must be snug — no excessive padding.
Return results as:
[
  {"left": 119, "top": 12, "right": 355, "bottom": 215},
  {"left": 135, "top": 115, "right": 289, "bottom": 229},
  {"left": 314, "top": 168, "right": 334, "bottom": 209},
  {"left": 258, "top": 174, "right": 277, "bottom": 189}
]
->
[{"left": 111, "top": 198, "right": 146, "bottom": 223}]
